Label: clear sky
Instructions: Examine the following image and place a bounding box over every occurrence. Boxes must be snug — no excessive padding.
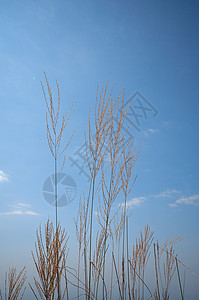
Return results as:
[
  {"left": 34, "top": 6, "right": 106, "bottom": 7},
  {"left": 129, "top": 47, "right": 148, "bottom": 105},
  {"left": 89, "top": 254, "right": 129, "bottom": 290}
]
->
[{"left": 0, "top": 0, "right": 199, "bottom": 298}]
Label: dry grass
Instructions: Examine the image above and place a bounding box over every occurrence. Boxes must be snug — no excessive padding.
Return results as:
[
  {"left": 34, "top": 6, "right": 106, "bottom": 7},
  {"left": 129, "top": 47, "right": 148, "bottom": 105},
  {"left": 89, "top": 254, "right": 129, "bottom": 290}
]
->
[
  {"left": 41, "top": 71, "right": 74, "bottom": 163},
  {"left": 41, "top": 71, "right": 74, "bottom": 228},
  {"left": 0, "top": 266, "right": 26, "bottom": 300},
  {"left": 128, "top": 226, "right": 154, "bottom": 300},
  {"left": 40, "top": 72, "right": 74, "bottom": 299},
  {"left": 74, "top": 196, "right": 90, "bottom": 299},
  {"left": 30, "top": 219, "right": 69, "bottom": 300},
  {"left": 2, "top": 76, "right": 196, "bottom": 300},
  {"left": 83, "top": 82, "right": 136, "bottom": 299},
  {"left": 69, "top": 80, "right": 187, "bottom": 300},
  {"left": 154, "top": 236, "right": 182, "bottom": 300}
]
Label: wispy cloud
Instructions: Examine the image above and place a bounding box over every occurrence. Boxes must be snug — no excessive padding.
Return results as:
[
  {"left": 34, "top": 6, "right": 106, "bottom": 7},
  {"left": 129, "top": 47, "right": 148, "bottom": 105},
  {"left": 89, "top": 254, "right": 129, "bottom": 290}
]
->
[
  {"left": 150, "top": 189, "right": 199, "bottom": 207},
  {"left": 121, "top": 189, "right": 199, "bottom": 209},
  {"left": 0, "top": 202, "right": 39, "bottom": 216},
  {"left": 169, "top": 194, "right": 199, "bottom": 207},
  {"left": 3, "top": 210, "right": 39, "bottom": 216},
  {"left": 123, "top": 189, "right": 179, "bottom": 209},
  {"left": 124, "top": 196, "right": 146, "bottom": 208},
  {"left": 153, "top": 189, "right": 180, "bottom": 199},
  {"left": 0, "top": 170, "right": 9, "bottom": 182}
]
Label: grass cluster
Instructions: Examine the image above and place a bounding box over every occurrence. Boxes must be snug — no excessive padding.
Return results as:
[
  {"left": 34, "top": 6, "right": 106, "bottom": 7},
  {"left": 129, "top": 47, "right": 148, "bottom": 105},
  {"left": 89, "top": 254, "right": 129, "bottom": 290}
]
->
[{"left": 0, "top": 73, "right": 196, "bottom": 299}]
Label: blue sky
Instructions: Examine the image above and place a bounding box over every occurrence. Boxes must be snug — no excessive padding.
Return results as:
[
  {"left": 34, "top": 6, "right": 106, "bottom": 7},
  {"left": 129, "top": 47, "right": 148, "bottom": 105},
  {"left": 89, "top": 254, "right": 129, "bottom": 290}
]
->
[{"left": 0, "top": 0, "right": 199, "bottom": 298}]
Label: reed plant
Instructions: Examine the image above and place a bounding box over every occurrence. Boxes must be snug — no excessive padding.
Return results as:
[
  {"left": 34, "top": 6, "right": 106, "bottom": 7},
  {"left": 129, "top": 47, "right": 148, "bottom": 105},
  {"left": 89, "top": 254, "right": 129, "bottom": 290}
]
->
[
  {"left": 30, "top": 219, "right": 69, "bottom": 299},
  {"left": 40, "top": 72, "right": 74, "bottom": 299},
  {"left": 1, "top": 74, "right": 197, "bottom": 299},
  {"left": 74, "top": 196, "right": 90, "bottom": 299},
  {"left": 81, "top": 82, "right": 136, "bottom": 299},
  {"left": 41, "top": 71, "right": 74, "bottom": 229},
  {"left": 71, "top": 80, "right": 188, "bottom": 300},
  {"left": 128, "top": 226, "right": 154, "bottom": 300},
  {"left": 153, "top": 236, "right": 182, "bottom": 300},
  {"left": 0, "top": 266, "right": 26, "bottom": 300},
  {"left": 72, "top": 81, "right": 152, "bottom": 300},
  {"left": 29, "top": 74, "right": 196, "bottom": 299}
]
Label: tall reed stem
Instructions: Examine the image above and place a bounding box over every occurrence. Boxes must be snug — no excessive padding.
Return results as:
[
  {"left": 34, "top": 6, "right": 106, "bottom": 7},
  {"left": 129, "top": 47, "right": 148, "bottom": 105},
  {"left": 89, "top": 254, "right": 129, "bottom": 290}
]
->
[
  {"left": 176, "top": 256, "right": 184, "bottom": 300},
  {"left": 88, "top": 167, "right": 96, "bottom": 299},
  {"left": 154, "top": 244, "right": 160, "bottom": 300},
  {"left": 84, "top": 178, "right": 93, "bottom": 299},
  {"left": 126, "top": 219, "right": 131, "bottom": 300},
  {"left": 101, "top": 170, "right": 114, "bottom": 300},
  {"left": 41, "top": 72, "right": 74, "bottom": 299}
]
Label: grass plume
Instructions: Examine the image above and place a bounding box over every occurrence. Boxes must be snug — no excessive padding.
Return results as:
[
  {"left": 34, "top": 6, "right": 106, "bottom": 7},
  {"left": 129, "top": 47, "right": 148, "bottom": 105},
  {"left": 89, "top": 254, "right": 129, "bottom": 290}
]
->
[
  {"left": 30, "top": 219, "right": 69, "bottom": 300},
  {"left": 0, "top": 266, "right": 26, "bottom": 300}
]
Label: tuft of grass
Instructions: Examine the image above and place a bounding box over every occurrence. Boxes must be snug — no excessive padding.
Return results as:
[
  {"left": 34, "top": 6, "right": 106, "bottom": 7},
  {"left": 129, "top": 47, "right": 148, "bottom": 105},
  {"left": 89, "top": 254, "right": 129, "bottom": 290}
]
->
[
  {"left": 3, "top": 76, "right": 199, "bottom": 300},
  {"left": 73, "top": 81, "right": 187, "bottom": 300},
  {"left": 129, "top": 226, "right": 154, "bottom": 300},
  {"left": 81, "top": 81, "right": 136, "bottom": 299},
  {"left": 0, "top": 266, "right": 26, "bottom": 300},
  {"left": 30, "top": 219, "right": 69, "bottom": 300},
  {"left": 29, "top": 76, "right": 198, "bottom": 299}
]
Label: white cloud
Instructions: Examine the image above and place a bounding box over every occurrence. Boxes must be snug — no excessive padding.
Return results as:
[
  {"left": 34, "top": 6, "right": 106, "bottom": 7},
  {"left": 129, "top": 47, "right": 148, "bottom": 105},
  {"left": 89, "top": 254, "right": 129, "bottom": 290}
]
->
[
  {"left": 125, "top": 196, "right": 146, "bottom": 208},
  {"left": 171, "top": 194, "right": 199, "bottom": 207},
  {"left": 154, "top": 189, "right": 180, "bottom": 199},
  {"left": 0, "top": 202, "right": 39, "bottom": 216},
  {"left": 121, "top": 190, "right": 178, "bottom": 209},
  {"left": 153, "top": 189, "right": 199, "bottom": 207},
  {"left": 119, "top": 189, "right": 199, "bottom": 209},
  {"left": 0, "top": 170, "right": 9, "bottom": 182},
  {"left": 4, "top": 210, "right": 39, "bottom": 216}
]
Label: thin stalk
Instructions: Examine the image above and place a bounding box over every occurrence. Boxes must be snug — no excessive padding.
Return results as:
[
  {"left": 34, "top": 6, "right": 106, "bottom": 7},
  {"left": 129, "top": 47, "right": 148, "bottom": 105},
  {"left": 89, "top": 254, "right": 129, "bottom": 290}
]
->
[
  {"left": 142, "top": 269, "right": 145, "bottom": 300},
  {"left": 63, "top": 267, "right": 95, "bottom": 299},
  {"left": 110, "top": 254, "right": 114, "bottom": 300},
  {"left": 126, "top": 220, "right": 131, "bottom": 300},
  {"left": 122, "top": 192, "right": 127, "bottom": 299},
  {"left": 138, "top": 261, "right": 140, "bottom": 300},
  {"left": 95, "top": 170, "right": 114, "bottom": 300},
  {"left": 118, "top": 238, "right": 121, "bottom": 281},
  {"left": 91, "top": 262, "right": 108, "bottom": 299},
  {"left": 102, "top": 170, "right": 114, "bottom": 300},
  {"left": 112, "top": 252, "right": 122, "bottom": 300},
  {"left": 175, "top": 256, "right": 184, "bottom": 300},
  {"left": 153, "top": 244, "right": 160, "bottom": 300},
  {"left": 64, "top": 254, "right": 69, "bottom": 300},
  {"left": 88, "top": 167, "right": 97, "bottom": 299},
  {"left": 183, "top": 270, "right": 186, "bottom": 299},
  {"left": 54, "top": 125, "right": 58, "bottom": 230},
  {"left": 55, "top": 137, "right": 61, "bottom": 299},
  {"left": 77, "top": 245, "right": 81, "bottom": 300},
  {"left": 128, "top": 260, "right": 153, "bottom": 300},
  {"left": 84, "top": 177, "right": 93, "bottom": 300},
  {"left": 154, "top": 243, "right": 199, "bottom": 279},
  {"left": 122, "top": 221, "right": 125, "bottom": 299}
]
